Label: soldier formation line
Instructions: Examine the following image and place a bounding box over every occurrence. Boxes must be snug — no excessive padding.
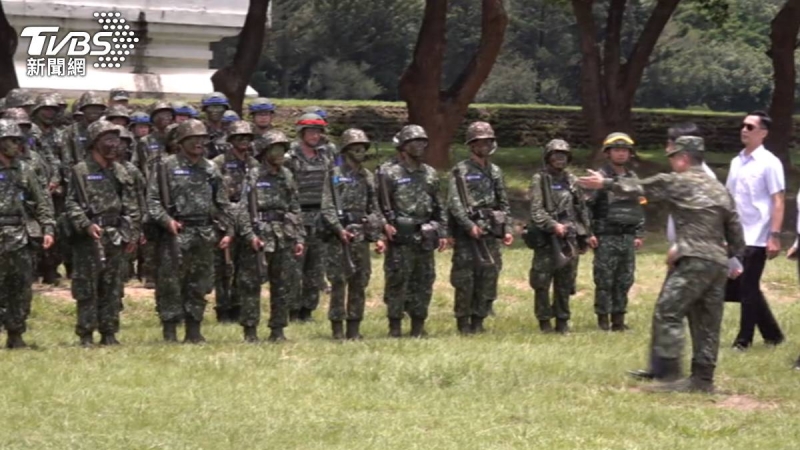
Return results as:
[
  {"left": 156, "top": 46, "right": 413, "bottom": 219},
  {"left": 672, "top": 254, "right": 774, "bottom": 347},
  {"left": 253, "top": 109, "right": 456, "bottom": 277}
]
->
[{"left": 0, "top": 88, "right": 782, "bottom": 394}]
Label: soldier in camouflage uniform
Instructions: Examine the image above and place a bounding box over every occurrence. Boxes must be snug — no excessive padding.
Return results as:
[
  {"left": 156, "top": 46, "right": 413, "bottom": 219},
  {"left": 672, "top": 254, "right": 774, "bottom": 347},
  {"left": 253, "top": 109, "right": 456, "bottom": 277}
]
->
[
  {"left": 579, "top": 136, "right": 746, "bottom": 393},
  {"left": 133, "top": 101, "right": 174, "bottom": 177},
  {"left": 129, "top": 112, "right": 152, "bottom": 140},
  {"left": 249, "top": 97, "right": 275, "bottom": 136},
  {"left": 377, "top": 125, "right": 448, "bottom": 337},
  {"left": 221, "top": 110, "right": 240, "bottom": 132},
  {"left": 447, "top": 122, "right": 513, "bottom": 335},
  {"left": 4, "top": 89, "right": 35, "bottom": 116},
  {"left": 104, "top": 105, "right": 131, "bottom": 128},
  {"left": 527, "top": 139, "right": 595, "bottom": 334},
  {"left": 147, "top": 119, "right": 235, "bottom": 343},
  {"left": 0, "top": 119, "right": 55, "bottom": 348},
  {"left": 116, "top": 125, "right": 148, "bottom": 283},
  {"left": 64, "top": 120, "right": 140, "bottom": 346},
  {"left": 108, "top": 88, "right": 130, "bottom": 108},
  {"left": 200, "top": 92, "right": 230, "bottom": 159},
  {"left": 70, "top": 100, "right": 84, "bottom": 124},
  {"left": 52, "top": 93, "right": 71, "bottom": 129},
  {"left": 320, "top": 129, "right": 386, "bottom": 340},
  {"left": 211, "top": 120, "right": 259, "bottom": 323},
  {"left": 172, "top": 101, "right": 198, "bottom": 124},
  {"left": 3, "top": 109, "right": 53, "bottom": 192},
  {"left": 588, "top": 132, "right": 645, "bottom": 332},
  {"left": 236, "top": 129, "right": 305, "bottom": 343},
  {"left": 284, "top": 113, "right": 334, "bottom": 321},
  {"left": 64, "top": 91, "right": 107, "bottom": 169}
]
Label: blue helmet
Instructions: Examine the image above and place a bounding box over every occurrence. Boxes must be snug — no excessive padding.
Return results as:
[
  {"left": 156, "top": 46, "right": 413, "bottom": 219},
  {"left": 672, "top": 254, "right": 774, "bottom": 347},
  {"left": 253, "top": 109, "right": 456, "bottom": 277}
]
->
[
  {"left": 201, "top": 92, "right": 230, "bottom": 109},
  {"left": 302, "top": 105, "right": 327, "bottom": 119},
  {"left": 129, "top": 111, "right": 151, "bottom": 125},
  {"left": 248, "top": 97, "right": 276, "bottom": 114},
  {"left": 222, "top": 110, "right": 241, "bottom": 123}
]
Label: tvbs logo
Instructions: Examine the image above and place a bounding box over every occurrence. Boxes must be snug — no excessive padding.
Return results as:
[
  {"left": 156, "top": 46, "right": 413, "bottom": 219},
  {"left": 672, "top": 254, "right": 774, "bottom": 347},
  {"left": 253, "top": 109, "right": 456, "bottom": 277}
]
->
[{"left": 21, "top": 11, "right": 137, "bottom": 76}]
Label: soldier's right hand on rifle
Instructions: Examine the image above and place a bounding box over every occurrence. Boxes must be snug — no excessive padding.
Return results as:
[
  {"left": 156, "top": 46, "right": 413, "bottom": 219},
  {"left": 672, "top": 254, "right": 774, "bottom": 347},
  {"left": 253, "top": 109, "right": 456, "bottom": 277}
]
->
[
  {"left": 375, "top": 240, "right": 386, "bottom": 254},
  {"left": 469, "top": 225, "right": 482, "bottom": 239},
  {"left": 383, "top": 224, "right": 397, "bottom": 241},
  {"left": 339, "top": 229, "right": 354, "bottom": 243},
  {"left": 251, "top": 237, "right": 264, "bottom": 252},
  {"left": 294, "top": 243, "right": 305, "bottom": 257},
  {"left": 167, "top": 220, "right": 182, "bottom": 236},
  {"left": 554, "top": 223, "right": 567, "bottom": 237},
  {"left": 87, "top": 224, "right": 103, "bottom": 240}
]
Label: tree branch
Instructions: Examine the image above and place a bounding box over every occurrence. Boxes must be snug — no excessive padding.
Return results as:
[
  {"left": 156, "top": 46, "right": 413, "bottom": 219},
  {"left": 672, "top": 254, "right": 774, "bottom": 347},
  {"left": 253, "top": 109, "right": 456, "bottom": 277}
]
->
[
  {"left": 603, "top": 0, "right": 627, "bottom": 101},
  {"left": 398, "top": 0, "right": 449, "bottom": 102},
  {"left": 0, "top": 0, "right": 20, "bottom": 97}
]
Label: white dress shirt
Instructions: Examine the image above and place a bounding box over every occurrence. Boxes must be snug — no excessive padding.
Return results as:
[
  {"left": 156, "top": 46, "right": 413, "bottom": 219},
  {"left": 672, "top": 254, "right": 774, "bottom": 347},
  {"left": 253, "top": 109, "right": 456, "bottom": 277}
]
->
[
  {"left": 726, "top": 145, "right": 785, "bottom": 247},
  {"left": 666, "top": 162, "right": 717, "bottom": 243}
]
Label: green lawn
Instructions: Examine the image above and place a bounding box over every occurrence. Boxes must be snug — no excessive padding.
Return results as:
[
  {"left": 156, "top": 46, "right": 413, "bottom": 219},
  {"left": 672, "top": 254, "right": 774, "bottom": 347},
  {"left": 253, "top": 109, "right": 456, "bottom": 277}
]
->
[{"left": 3, "top": 236, "right": 800, "bottom": 449}]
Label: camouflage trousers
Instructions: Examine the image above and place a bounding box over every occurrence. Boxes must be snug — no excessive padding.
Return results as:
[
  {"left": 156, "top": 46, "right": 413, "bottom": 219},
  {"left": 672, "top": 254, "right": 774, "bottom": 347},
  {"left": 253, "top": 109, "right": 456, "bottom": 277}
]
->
[
  {"left": 289, "top": 228, "right": 324, "bottom": 313},
  {"left": 652, "top": 257, "right": 727, "bottom": 368},
  {"left": 450, "top": 237, "right": 502, "bottom": 319},
  {"left": 0, "top": 246, "right": 34, "bottom": 333},
  {"left": 236, "top": 238, "right": 295, "bottom": 329},
  {"left": 326, "top": 240, "right": 371, "bottom": 322},
  {"left": 384, "top": 242, "right": 435, "bottom": 320},
  {"left": 214, "top": 240, "right": 240, "bottom": 313},
  {"left": 592, "top": 234, "right": 636, "bottom": 315},
  {"left": 138, "top": 240, "right": 157, "bottom": 282},
  {"left": 155, "top": 227, "right": 215, "bottom": 323},
  {"left": 529, "top": 244, "right": 575, "bottom": 321},
  {"left": 71, "top": 236, "right": 125, "bottom": 336}
]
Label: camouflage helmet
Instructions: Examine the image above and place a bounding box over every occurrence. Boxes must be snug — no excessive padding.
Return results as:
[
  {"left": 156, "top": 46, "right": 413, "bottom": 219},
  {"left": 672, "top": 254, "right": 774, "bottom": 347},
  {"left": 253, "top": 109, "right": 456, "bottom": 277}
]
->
[
  {"left": 171, "top": 101, "right": 195, "bottom": 117},
  {"left": 666, "top": 135, "right": 704, "bottom": 157},
  {"left": 109, "top": 88, "right": 130, "bottom": 101},
  {"left": 32, "top": 93, "right": 61, "bottom": 116},
  {"left": 149, "top": 101, "right": 174, "bottom": 119},
  {"left": 52, "top": 92, "right": 67, "bottom": 108},
  {"left": 88, "top": 119, "right": 121, "bottom": 147},
  {"left": 602, "top": 132, "right": 635, "bottom": 151},
  {"left": 175, "top": 118, "right": 208, "bottom": 143},
  {"left": 129, "top": 111, "right": 151, "bottom": 127},
  {"left": 302, "top": 105, "right": 327, "bottom": 119},
  {"left": 393, "top": 124, "right": 428, "bottom": 148},
  {"left": 295, "top": 113, "right": 327, "bottom": 133},
  {"left": 3, "top": 108, "right": 32, "bottom": 126},
  {"left": 105, "top": 104, "right": 131, "bottom": 122},
  {"left": 543, "top": 138, "right": 571, "bottom": 163},
  {"left": 115, "top": 124, "right": 134, "bottom": 143},
  {"left": 465, "top": 121, "right": 496, "bottom": 145},
  {"left": 5, "top": 88, "right": 34, "bottom": 108},
  {"left": 222, "top": 110, "right": 240, "bottom": 123},
  {"left": 263, "top": 129, "right": 290, "bottom": 149},
  {"left": 0, "top": 119, "right": 24, "bottom": 140},
  {"left": 248, "top": 97, "right": 276, "bottom": 114},
  {"left": 165, "top": 123, "right": 180, "bottom": 147},
  {"left": 340, "top": 128, "right": 371, "bottom": 151},
  {"left": 226, "top": 120, "right": 253, "bottom": 139},
  {"left": 201, "top": 92, "right": 229, "bottom": 109},
  {"left": 78, "top": 91, "right": 107, "bottom": 111}
]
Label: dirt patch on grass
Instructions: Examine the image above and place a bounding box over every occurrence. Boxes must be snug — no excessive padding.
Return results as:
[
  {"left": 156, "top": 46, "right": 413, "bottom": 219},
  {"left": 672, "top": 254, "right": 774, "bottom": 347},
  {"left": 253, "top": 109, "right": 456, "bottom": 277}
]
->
[
  {"left": 762, "top": 283, "right": 798, "bottom": 305},
  {"left": 714, "top": 395, "right": 779, "bottom": 411},
  {"left": 33, "top": 281, "right": 157, "bottom": 303}
]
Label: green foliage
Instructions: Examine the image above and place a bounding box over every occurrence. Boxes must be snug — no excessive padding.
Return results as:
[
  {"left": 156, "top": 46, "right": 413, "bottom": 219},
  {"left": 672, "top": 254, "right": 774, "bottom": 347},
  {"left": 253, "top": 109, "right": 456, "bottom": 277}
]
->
[{"left": 305, "top": 58, "right": 384, "bottom": 100}]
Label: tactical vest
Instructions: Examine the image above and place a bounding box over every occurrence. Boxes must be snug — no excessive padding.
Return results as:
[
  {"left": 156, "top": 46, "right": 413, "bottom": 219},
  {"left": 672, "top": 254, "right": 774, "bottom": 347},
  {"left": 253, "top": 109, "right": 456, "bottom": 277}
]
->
[
  {"left": 549, "top": 175, "right": 577, "bottom": 223},
  {"left": 592, "top": 168, "right": 643, "bottom": 229},
  {"left": 71, "top": 125, "right": 89, "bottom": 163},
  {"left": 295, "top": 161, "right": 327, "bottom": 208}
]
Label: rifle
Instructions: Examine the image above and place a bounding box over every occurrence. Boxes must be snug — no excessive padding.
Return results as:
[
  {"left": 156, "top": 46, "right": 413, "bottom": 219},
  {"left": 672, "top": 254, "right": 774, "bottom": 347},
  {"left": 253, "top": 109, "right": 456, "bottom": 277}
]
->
[
  {"left": 246, "top": 179, "right": 266, "bottom": 280},
  {"left": 377, "top": 167, "right": 396, "bottom": 225},
  {"left": 453, "top": 167, "right": 495, "bottom": 268},
  {"left": 156, "top": 156, "right": 182, "bottom": 268},
  {"left": 71, "top": 166, "right": 106, "bottom": 270},
  {"left": 328, "top": 168, "right": 357, "bottom": 278},
  {"left": 541, "top": 172, "right": 574, "bottom": 270},
  {"left": 135, "top": 140, "right": 149, "bottom": 181}
]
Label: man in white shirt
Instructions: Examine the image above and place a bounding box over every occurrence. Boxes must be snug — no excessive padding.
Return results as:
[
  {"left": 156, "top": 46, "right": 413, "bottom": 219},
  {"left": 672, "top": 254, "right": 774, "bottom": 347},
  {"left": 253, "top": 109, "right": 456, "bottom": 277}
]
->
[{"left": 726, "top": 111, "right": 785, "bottom": 351}]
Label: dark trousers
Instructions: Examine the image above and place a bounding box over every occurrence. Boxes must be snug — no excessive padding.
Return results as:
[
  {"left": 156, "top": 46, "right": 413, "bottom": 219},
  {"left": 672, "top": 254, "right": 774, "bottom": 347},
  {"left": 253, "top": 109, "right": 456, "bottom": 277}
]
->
[{"left": 726, "top": 246, "right": 784, "bottom": 347}]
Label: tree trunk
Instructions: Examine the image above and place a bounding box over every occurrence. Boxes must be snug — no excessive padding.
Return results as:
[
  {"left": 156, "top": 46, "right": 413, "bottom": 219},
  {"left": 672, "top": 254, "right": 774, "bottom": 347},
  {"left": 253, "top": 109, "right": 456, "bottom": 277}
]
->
[
  {"left": 211, "top": 0, "right": 270, "bottom": 115},
  {"left": 572, "top": 0, "right": 681, "bottom": 166},
  {"left": 399, "top": 0, "right": 508, "bottom": 170},
  {"left": 766, "top": 0, "right": 800, "bottom": 170},
  {"left": 0, "top": 1, "right": 19, "bottom": 97}
]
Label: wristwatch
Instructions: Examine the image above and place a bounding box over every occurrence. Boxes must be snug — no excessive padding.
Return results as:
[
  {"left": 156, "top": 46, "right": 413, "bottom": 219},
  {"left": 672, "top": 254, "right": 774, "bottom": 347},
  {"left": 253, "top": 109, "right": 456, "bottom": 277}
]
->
[{"left": 769, "top": 231, "right": 781, "bottom": 239}]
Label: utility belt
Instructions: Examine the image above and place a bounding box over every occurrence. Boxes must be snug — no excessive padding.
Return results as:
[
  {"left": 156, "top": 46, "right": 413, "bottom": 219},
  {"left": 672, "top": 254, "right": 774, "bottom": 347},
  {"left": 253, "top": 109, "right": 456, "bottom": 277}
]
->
[
  {"left": 393, "top": 216, "right": 439, "bottom": 251},
  {"left": 301, "top": 203, "right": 321, "bottom": 211},
  {"left": 340, "top": 210, "right": 367, "bottom": 226},
  {"left": 91, "top": 215, "right": 122, "bottom": 227},
  {"left": 0, "top": 215, "right": 23, "bottom": 226},
  {"left": 256, "top": 211, "right": 285, "bottom": 223},
  {"left": 176, "top": 215, "right": 212, "bottom": 227},
  {"left": 467, "top": 208, "right": 507, "bottom": 238},
  {"left": 595, "top": 223, "right": 638, "bottom": 236}
]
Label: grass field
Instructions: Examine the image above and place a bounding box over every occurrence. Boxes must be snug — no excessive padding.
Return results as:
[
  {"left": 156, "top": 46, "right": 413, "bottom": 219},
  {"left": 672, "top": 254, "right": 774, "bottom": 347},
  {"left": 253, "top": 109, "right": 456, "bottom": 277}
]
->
[{"left": 3, "top": 233, "right": 800, "bottom": 449}]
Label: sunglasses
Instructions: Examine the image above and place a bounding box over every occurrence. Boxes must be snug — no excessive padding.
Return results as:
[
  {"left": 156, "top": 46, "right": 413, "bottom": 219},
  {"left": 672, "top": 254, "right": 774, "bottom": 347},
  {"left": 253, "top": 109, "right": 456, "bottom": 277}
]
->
[{"left": 741, "top": 123, "right": 758, "bottom": 132}]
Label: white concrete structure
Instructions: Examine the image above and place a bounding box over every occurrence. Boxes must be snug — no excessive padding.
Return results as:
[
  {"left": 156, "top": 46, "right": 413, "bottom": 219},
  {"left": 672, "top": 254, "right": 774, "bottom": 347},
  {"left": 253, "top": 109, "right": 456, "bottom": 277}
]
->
[{"left": 6, "top": 0, "right": 258, "bottom": 97}]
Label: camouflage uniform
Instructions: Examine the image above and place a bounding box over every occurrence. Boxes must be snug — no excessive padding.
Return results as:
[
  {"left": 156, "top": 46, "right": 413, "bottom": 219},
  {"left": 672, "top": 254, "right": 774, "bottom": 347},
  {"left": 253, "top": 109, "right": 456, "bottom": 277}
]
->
[
  {"left": 211, "top": 121, "right": 259, "bottom": 322},
  {"left": 527, "top": 139, "right": 592, "bottom": 333},
  {"left": 447, "top": 122, "right": 511, "bottom": 334},
  {"left": 588, "top": 133, "right": 644, "bottom": 331},
  {"left": 592, "top": 137, "right": 745, "bottom": 392},
  {"left": 285, "top": 113, "right": 334, "bottom": 321},
  {"left": 4, "top": 89, "right": 35, "bottom": 116},
  {"left": 0, "top": 120, "right": 55, "bottom": 348},
  {"left": 147, "top": 119, "right": 235, "bottom": 343},
  {"left": 248, "top": 98, "right": 276, "bottom": 145},
  {"left": 236, "top": 130, "right": 305, "bottom": 342},
  {"left": 378, "top": 125, "right": 447, "bottom": 337},
  {"left": 320, "top": 129, "right": 384, "bottom": 339},
  {"left": 65, "top": 121, "right": 140, "bottom": 346},
  {"left": 201, "top": 92, "right": 230, "bottom": 159},
  {"left": 64, "top": 92, "right": 107, "bottom": 168},
  {"left": 117, "top": 126, "right": 147, "bottom": 284}
]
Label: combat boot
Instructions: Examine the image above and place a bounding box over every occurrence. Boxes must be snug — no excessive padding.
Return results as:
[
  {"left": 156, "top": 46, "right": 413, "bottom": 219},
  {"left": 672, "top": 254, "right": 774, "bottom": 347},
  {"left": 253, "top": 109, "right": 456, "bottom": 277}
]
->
[
  {"left": 99, "top": 333, "right": 120, "bottom": 346},
  {"left": 410, "top": 317, "right": 427, "bottom": 338},
  {"left": 642, "top": 362, "right": 714, "bottom": 394},
  {"left": 229, "top": 305, "right": 242, "bottom": 322},
  {"left": 300, "top": 308, "right": 314, "bottom": 323},
  {"left": 79, "top": 332, "right": 94, "bottom": 347},
  {"left": 244, "top": 326, "right": 259, "bottom": 343},
  {"left": 6, "top": 331, "right": 27, "bottom": 349},
  {"left": 346, "top": 320, "right": 363, "bottom": 340},
  {"left": 184, "top": 319, "right": 206, "bottom": 344},
  {"left": 456, "top": 317, "right": 472, "bottom": 335},
  {"left": 268, "top": 327, "right": 286, "bottom": 343},
  {"left": 539, "top": 319, "right": 553, "bottom": 333},
  {"left": 629, "top": 357, "right": 682, "bottom": 382},
  {"left": 331, "top": 321, "right": 345, "bottom": 340},
  {"left": 471, "top": 316, "right": 486, "bottom": 334},
  {"left": 388, "top": 319, "right": 402, "bottom": 338},
  {"left": 215, "top": 308, "right": 230, "bottom": 324},
  {"left": 555, "top": 319, "right": 570, "bottom": 334},
  {"left": 289, "top": 310, "right": 301, "bottom": 322},
  {"left": 611, "top": 313, "right": 629, "bottom": 332},
  {"left": 597, "top": 314, "right": 610, "bottom": 331},
  {"left": 42, "top": 267, "right": 58, "bottom": 286},
  {"left": 162, "top": 321, "right": 178, "bottom": 343}
]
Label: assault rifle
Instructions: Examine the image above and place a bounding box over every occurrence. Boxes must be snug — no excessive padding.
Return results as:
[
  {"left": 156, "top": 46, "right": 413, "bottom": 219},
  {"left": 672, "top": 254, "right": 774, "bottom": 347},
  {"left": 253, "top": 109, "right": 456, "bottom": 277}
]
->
[
  {"left": 71, "top": 166, "right": 106, "bottom": 270},
  {"left": 452, "top": 167, "right": 495, "bottom": 268},
  {"left": 541, "top": 173, "right": 575, "bottom": 270},
  {"left": 246, "top": 178, "right": 267, "bottom": 280},
  {"left": 328, "top": 169, "right": 356, "bottom": 278},
  {"left": 156, "top": 157, "right": 182, "bottom": 268}
]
